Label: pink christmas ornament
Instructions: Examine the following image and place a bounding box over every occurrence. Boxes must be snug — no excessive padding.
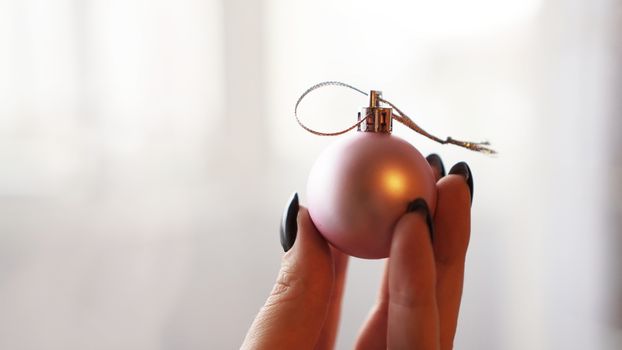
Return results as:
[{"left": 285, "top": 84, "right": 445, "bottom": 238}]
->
[
  {"left": 295, "top": 82, "right": 494, "bottom": 259},
  {"left": 307, "top": 132, "right": 436, "bottom": 259}
]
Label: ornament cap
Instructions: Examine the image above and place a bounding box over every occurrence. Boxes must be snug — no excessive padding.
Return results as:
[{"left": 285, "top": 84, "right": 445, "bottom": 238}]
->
[{"left": 358, "top": 90, "right": 393, "bottom": 133}]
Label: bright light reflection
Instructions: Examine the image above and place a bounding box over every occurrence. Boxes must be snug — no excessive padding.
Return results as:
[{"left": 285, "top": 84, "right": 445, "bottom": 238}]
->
[{"left": 382, "top": 169, "right": 407, "bottom": 196}]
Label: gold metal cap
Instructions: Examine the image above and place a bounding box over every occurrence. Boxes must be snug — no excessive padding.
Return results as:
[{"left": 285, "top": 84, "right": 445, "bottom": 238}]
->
[{"left": 357, "top": 90, "right": 393, "bottom": 133}]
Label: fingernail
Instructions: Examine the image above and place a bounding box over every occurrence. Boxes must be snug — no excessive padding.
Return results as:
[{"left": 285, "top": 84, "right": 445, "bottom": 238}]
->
[
  {"left": 280, "top": 192, "right": 299, "bottom": 252},
  {"left": 449, "top": 162, "right": 474, "bottom": 203},
  {"left": 426, "top": 153, "right": 446, "bottom": 177},
  {"left": 406, "top": 198, "right": 435, "bottom": 243}
]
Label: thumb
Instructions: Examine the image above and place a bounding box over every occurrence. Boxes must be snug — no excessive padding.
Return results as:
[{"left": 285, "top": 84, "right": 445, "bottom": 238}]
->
[{"left": 242, "top": 194, "right": 335, "bottom": 350}]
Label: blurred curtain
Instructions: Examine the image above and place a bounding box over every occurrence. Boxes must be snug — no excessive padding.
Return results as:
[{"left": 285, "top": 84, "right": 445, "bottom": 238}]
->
[
  {"left": 0, "top": 0, "right": 225, "bottom": 197},
  {"left": 0, "top": 0, "right": 620, "bottom": 349},
  {"left": 0, "top": 1, "right": 231, "bottom": 349}
]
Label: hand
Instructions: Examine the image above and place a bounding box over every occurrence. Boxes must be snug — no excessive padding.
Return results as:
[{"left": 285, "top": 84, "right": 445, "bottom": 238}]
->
[{"left": 241, "top": 155, "right": 473, "bottom": 350}]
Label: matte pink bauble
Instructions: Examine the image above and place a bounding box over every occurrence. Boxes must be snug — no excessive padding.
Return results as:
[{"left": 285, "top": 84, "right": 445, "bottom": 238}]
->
[{"left": 307, "top": 132, "right": 436, "bottom": 259}]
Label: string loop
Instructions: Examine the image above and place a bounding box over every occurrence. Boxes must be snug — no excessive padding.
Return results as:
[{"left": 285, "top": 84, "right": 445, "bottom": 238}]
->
[
  {"left": 294, "top": 81, "right": 496, "bottom": 154},
  {"left": 294, "top": 81, "right": 369, "bottom": 136}
]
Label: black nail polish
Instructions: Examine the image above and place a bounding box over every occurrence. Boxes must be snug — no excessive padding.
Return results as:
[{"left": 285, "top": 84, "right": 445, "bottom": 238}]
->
[
  {"left": 426, "top": 153, "right": 446, "bottom": 177},
  {"left": 280, "top": 192, "right": 299, "bottom": 252},
  {"left": 406, "top": 198, "right": 435, "bottom": 243},
  {"left": 449, "top": 162, "right": 474, "bottom": 203}
]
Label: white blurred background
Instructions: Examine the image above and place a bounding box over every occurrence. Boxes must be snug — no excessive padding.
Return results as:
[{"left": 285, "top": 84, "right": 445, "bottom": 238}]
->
[{"left": 0, "top": 0, "right": 620, "bottom": 349}]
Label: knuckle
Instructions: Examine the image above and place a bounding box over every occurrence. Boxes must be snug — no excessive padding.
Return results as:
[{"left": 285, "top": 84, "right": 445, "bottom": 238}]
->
[
  {"left": 435, "top": 247, "right": 467, "bottom": 267},
  {"left": 265, "top": 262, "right": 306, "bottom": 307},
  {"left": 390, "top": 287, "right": 436, "bottom": 310},
  {"left": 390, "top": 277, "right": 436, "bottom": 310}
]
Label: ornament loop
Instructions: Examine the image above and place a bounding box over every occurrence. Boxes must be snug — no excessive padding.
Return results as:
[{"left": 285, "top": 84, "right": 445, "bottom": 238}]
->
[
  {"left": 294, "top": 81, "right": 370, "bottom": 136},
  {"left": 294, "top": 81, "right": 497, "bottom": 154}
]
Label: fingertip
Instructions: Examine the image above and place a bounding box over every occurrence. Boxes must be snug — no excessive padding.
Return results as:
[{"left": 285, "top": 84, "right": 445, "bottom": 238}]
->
[
  {"left": 447, "top": 162, "right": 473, "bottom": 203},
  {"left": 406, "top": 198, "right": 435, "bottom": 243},
  {"left": 296, "top": 205, "right": 314, "bottom": 232},
  {"left": 436, "top": 175, "right": 472, "bottom": 211},
  {"left": 391, "top": 213, "right": 435, "bottom": 266},
  {"left": 426, "top": 153, "right": 446, "bottom": 181},
  {"left": 292, "top": 206, "right": 331, "bottom": 255}
]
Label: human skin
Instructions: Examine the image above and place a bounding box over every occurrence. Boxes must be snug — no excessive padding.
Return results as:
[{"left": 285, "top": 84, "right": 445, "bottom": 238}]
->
[{"left": 242, "top": 155, "right": 472, "bottom": 350}]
